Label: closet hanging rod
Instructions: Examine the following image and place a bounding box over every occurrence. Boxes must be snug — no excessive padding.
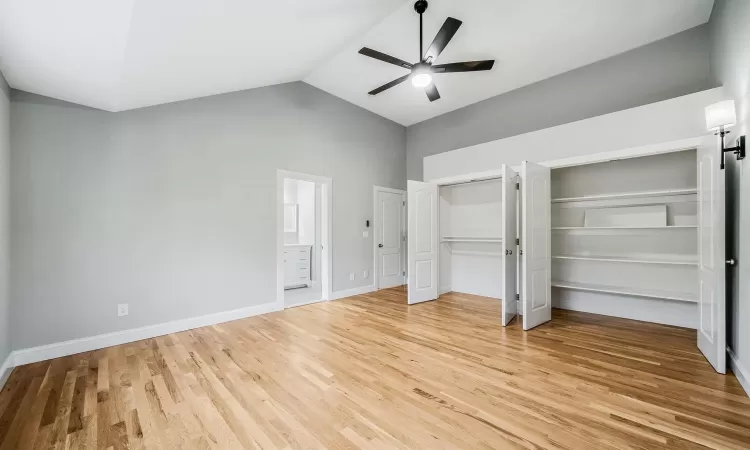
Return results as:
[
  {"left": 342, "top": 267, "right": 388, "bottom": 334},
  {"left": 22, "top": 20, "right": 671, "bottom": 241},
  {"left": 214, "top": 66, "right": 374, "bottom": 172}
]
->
[{"left": 439, "top": 176, "right": 503, "bottom": 187}]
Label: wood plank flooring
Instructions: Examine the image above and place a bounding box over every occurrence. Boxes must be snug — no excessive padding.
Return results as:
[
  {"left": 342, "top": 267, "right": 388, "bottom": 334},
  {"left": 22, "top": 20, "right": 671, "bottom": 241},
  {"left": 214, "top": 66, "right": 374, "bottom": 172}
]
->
[{"left": 1, "top": 287, "right": 749, "bottom": 449}]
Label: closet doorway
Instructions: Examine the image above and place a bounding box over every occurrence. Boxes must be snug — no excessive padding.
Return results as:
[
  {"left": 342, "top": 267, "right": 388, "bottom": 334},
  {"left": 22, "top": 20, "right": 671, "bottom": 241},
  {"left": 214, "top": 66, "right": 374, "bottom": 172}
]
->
[{"left": 276, "top": 170, "right": 333, "bottom": 309}]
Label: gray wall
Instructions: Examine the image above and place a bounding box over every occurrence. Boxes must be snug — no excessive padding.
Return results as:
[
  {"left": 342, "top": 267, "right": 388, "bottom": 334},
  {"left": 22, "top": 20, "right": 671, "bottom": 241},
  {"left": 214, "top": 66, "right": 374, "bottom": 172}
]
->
[
  {"left": 406, "top": 24, "right": 717, "bottom": 181},
  {"left": 710, "top": 0, "right": 750, "bottom": 379},
  {"left": 0, "top": 71, "right": 9, "bottom": 370},
  {"left": 10, "top": 82, "right": 406, "bottom": 349}
]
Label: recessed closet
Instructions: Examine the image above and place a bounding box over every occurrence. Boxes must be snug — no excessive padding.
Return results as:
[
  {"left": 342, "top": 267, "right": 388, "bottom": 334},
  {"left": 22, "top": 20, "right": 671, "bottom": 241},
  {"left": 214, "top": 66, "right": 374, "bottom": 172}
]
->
[
  {"left": 438, "top": 179, "right": 505, "bottom": 299},
  {"left": 550, "top": 150, "right": 700, "bottom": 328},
  {"left": 408, "top": 163, "right": 550, "bottom": 329}
]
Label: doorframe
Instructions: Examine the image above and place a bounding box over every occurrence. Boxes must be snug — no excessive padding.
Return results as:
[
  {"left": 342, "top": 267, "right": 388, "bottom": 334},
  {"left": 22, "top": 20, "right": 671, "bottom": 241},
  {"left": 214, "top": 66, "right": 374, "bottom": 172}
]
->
[
  {"left": 277, "top": 170, "right": 333, "bottom": 309},
  {"left": 373, "top": 186, "right": 407, "bottom": 290}
]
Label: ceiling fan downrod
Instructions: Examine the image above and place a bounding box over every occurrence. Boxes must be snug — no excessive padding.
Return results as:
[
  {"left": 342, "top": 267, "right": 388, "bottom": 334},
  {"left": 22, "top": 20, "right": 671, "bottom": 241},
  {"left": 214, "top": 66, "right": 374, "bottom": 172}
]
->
[{"left": 415, "top": 1, "right": 428, "bottom": 61}]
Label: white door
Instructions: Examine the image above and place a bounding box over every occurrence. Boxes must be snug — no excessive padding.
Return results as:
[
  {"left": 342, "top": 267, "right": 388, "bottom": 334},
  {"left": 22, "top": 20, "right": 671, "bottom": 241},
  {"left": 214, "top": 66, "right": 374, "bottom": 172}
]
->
[
  {"left": 376, "top": 189, "right": 405, "bottom": 289},
  {"left": 502, "top": 165, "right": 518, "bottom": 326},
  {"left": 697, "top": 139, "right": 726, "bottom": 374},
  {"left": 408, "top": 180, "right": 439, "bottom": 305},
  {"left": 521, "top": 161, "right": 552, "bottom": 330}
]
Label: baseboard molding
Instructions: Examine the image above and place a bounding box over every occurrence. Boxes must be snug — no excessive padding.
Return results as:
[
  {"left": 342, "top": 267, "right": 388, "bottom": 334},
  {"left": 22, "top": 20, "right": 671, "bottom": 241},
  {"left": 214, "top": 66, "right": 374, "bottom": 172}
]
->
[
  {"left": 728, "top": 347, "right": 750, "bottom": 397},
  {"left": 11, "top": 301, "right": 281, "bottom": 367},
  {"left": 440, "top": 285, "right": 452, "bottom": 294},
  {"left": 0, "top": 352, "right": 13, "bottom": 391},
  {"left": 7, "top": 286, "right": 377, "bottom": 372},
  {"left": 285, "top": 297, "right": 328, "bottom": 309},
  {"left": 330, "top": 284, "right": 375, "bottom": 300}
]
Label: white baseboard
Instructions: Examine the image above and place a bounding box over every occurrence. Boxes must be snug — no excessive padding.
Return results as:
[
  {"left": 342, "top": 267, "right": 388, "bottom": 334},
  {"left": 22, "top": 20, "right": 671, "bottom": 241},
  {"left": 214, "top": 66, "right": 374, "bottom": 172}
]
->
[
  {"left": 11, "top": 301, "right": 281, "bottom": 367},
  {"left": 285, "top": 297, "right": 328, "bottom": 309},
  {"left": 331, "top": 284, "right": 376, "bottom": 300},
  {"left": 728, "top": 347, "right": 750, "bottom": 397},
  {"left": 0, "top": 352, "right": 13, "bottom": 391},
  {"left": 440, "top": 285, "right": 452, "bottom": 294}
]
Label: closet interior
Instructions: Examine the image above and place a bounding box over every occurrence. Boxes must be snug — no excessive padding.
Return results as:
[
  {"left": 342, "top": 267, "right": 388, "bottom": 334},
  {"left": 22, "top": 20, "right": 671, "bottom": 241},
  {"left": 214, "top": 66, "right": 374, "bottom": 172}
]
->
[
  {"left": 439, "top": 179, "right": 506, "bottom": 299},
  {"left": 550, "top": 150, "right": 699, "bottom": 327}
]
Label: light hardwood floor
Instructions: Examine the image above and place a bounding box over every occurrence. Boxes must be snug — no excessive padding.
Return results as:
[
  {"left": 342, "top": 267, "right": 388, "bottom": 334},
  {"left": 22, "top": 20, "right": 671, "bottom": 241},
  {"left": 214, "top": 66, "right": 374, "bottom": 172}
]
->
[{"left": 0, "top": 287, "right": 748, "bottom": 449}]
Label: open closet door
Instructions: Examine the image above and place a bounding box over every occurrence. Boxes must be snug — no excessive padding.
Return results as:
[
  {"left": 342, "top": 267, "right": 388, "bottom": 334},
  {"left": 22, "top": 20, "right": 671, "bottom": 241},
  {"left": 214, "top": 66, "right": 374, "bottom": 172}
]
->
[
  {"left": 501, "top": 165, "right": 518, "bottom": 326},
  {"left": 697, "top": 139, "right": 726, "bottom": 374},
  {"left": 407, "top": 180, "right": 439, "bottom": 305},
  {"left": 521, "top": 161, "right": 551, "bottom": 330}
]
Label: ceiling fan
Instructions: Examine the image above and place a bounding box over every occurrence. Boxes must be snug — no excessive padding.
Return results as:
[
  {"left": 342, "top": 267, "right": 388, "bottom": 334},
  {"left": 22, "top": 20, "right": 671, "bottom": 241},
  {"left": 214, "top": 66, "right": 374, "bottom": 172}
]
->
[{"left": 359, "top": 0, "right": 495, "bottom": 102}]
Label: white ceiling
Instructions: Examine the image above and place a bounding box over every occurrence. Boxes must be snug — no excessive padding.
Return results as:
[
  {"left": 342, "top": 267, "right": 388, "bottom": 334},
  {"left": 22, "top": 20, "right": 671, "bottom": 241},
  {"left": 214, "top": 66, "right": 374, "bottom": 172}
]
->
[
  {"left": 0, "top": 0, "right": 405, "bottom": 111},
  {"left": 0, "top": 0, "right": 713, "bottom": 124}
]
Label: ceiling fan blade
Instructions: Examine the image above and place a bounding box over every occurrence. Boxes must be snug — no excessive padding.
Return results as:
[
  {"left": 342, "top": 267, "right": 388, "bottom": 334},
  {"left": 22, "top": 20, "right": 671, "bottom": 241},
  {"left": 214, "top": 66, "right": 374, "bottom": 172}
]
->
[
  {"left": 368, "top": 74, "right": 411, "bottom": 96},
  {"left": 425, "top": 83, "right": 440, "bottom": 102},
  {"left": 432, "top": 60, "right": 495, "bottom": 73},
  {"left": 423, "top": 17, "right": 462, "bottom": 63},
  {"left": 359, "top": 47, "right": 413, "bottom": 69}
]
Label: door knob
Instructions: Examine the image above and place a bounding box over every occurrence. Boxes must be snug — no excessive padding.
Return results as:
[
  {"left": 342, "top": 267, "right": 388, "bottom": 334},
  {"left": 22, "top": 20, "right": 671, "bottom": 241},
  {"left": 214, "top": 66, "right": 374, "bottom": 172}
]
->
[
  {"left": 727, "top": 258, "right": 736, "bottom": 266},
  {"left": 378, "top": 244, "right": 384, "bottom": 248}
]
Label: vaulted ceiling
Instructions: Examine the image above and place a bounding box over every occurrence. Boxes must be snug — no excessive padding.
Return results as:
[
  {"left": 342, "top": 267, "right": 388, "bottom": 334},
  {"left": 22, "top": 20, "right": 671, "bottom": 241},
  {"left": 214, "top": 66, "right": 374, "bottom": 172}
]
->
[{"left": 0, "top": 0, "right": 714, "bottom": 125}]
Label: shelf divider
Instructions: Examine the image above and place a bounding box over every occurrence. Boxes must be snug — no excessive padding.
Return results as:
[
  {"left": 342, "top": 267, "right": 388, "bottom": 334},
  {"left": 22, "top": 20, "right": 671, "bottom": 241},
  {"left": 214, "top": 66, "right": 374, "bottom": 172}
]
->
[
  {"left": 552, "top": 188, "right": 697, "bottom": 203},
  {"left": 552, "top": 255, "right": 697, "bottom": 266},
  {"left": 552, "top": 280, "right": 697, "bottom": 303},
  {"left": 441, "top": 236, "right": 503, "bottom": 243},
  {"left": 552, "top": 225, "right": 697, "bottom": 231}
]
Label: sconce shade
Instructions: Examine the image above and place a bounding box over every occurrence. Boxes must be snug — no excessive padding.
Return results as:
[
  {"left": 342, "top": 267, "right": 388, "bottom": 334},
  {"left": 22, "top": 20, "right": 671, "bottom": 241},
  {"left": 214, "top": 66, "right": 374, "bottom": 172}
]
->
[{"left": 705, "top": 100, "right": 737, "bottom": 131}]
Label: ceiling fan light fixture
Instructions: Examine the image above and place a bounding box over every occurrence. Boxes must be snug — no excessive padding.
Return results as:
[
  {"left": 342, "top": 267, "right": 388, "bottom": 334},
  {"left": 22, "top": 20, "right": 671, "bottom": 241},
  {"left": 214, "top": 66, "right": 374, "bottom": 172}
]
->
[{"left": 411, "top": 72, "right": 432, "bottom": 88}]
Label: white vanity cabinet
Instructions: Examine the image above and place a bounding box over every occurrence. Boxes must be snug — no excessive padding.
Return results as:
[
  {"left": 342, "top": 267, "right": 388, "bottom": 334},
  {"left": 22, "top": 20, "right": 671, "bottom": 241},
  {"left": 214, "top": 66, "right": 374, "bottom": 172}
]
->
[{"left": 284, "top": 244, "right": 312, "bottom": 289}]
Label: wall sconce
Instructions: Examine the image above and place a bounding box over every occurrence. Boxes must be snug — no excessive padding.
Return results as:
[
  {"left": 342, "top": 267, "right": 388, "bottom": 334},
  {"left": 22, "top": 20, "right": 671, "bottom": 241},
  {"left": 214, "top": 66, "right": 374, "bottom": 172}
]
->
[{"left": 705, "top": 100, "right": 745, "bottom": 169}]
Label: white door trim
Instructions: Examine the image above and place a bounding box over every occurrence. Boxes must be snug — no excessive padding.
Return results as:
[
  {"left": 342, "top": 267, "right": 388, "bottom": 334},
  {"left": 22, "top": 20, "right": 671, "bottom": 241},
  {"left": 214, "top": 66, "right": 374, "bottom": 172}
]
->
[
  {"left": 277, "top": 170, "right": 333, "bottom": 310},
  {"left": 373, "top": 186, "right": 407, "bottom": 290}
]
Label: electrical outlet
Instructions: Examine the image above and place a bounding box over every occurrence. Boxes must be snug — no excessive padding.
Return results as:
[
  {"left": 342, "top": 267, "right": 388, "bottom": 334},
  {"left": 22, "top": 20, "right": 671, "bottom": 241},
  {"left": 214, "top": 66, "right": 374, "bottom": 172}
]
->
[
  {"left": 363, "top": 270, "right": 369, "bottom": 279},
  {"left": 349, "top": 272, "right": 355, "bottom": 281},
  {"left": 118, "top": 304, "right": 129, "bottom": 317}
]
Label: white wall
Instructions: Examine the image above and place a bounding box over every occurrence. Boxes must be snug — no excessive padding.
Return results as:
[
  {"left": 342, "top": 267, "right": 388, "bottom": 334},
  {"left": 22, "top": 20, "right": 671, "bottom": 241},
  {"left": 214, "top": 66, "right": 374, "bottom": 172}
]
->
[
  {"left": 10, "top": 82, "right": 406, "bottom": 350},
  {"left": 0, "top": 72, "right": 10, "bottom": 374},
  {"left": 710, "top": 0, "right": 750, "bottom": 389},
  {"left": 424, "top": 88, "right": 723, "bottom": 181}
]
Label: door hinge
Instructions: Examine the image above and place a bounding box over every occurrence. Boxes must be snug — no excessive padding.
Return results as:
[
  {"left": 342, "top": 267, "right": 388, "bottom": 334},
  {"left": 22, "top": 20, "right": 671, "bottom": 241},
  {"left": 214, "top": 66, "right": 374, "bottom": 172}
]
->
[
  {"left": 516, "top": 182, "right": 520, "bottom": 190},
  {"left": 515, "top": 294, "right": 520, "bottom": 300},
  {"left": 403, "top": 271, "right": 406, "bottom": 276},
  {"left": 515, "top": 238, "right": 520, "bottom": 245},
  {"left": 403, "top": 200, "right": 406, "bottom": 206}
]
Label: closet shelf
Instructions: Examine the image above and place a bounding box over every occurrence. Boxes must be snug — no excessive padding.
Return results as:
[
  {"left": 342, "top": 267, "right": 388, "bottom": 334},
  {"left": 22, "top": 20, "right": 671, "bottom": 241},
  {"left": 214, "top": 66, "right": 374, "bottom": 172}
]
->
[
  {"left": 551, "top": 188, "right": 698, "bottom": 203},
  {"left": 552, "top": 280, "right": 697, "bottom": 303},
  {"left": 441, "top": 236, "right": 503, "bottom": 243},
  {"left": 552, "top": 225, "right": 697, "bottom": 230},
  {"left": 552, "top": 255, "right": 697, "bottom": 266}
]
